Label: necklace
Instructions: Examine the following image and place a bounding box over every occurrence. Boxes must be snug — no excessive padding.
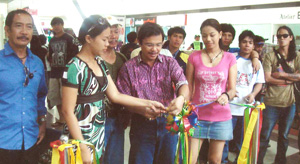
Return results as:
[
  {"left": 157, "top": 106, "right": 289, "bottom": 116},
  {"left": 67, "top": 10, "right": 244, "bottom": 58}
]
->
[{"left": 207, "top": 50, "right": 223, "bottom": 63}]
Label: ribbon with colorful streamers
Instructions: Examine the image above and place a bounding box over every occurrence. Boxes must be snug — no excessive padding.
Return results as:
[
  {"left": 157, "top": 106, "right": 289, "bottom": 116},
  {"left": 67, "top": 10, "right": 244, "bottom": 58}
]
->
[
  {"left": 50, "top": 139, "right": 99, "bottom": 164},
  {"left": 236, "top": 102, "right": 265, "bottom": 164},
  {"left": 166, "top": 101, "right": 198, "bottom": 164}
]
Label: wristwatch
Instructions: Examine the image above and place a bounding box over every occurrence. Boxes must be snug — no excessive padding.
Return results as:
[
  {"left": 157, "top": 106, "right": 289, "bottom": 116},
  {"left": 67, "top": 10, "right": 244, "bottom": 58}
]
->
[{"left": 38, "top": 115, "right": 47, "bottom": 125}]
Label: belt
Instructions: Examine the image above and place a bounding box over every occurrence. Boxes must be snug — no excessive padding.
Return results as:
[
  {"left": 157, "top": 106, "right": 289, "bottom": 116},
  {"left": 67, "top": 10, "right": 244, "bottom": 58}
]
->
[{"left": 77, "top": 92, "right": 104, "bottom": 104}]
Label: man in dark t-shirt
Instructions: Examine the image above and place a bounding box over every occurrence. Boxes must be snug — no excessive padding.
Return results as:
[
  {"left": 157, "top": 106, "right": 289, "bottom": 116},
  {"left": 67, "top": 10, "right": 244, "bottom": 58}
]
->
[
  {"left": 120, "top": 31, "right": 139, "bottom": 60},
  {"left": 48, "top": 17, "right": 78, "bottom": 127}
]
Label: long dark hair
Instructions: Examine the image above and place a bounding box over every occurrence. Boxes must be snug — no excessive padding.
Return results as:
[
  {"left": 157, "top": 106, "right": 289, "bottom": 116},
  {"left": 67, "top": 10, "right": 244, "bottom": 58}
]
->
[{"left": 277, "top": 26, "right": 296, "bottom": 62}]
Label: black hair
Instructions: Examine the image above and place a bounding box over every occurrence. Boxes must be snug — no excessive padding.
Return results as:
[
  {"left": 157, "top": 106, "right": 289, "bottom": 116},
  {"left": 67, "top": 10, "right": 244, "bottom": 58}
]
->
[
  {"left": 30, "top": 35, "right": 42, "bottom": 51},
  {"left": 5, "top": 9, "right": 33, "bottom": 28},
  {"left": 277, "top": 26, "right": 297, "bottom": 62},
  {"left": 51, "top": 17, "right": 64, "bottom": 26},
  {"left": 200, "top": 18, "right": 221, "bottom": 33},
  {"left": 137, "top": 22, "right": 164, "bottom": 45},
  {"left": 167, "top": 27, "right": 186, "bottom": 39},
  {"left": 220, "top": 23, "right": 236, "bottom": 40},
  {"left": 238, "top": 30, "right": 255, "bottom": 43},
  {"left": 194, "top": 35, "right": 200, "bottom": 39},
  {"left": 78, "top": 15, "right": 111, "bottom": 45},
  {"left": 254, "top": 35, "right": 265, "bottom": 44},
  {"left": 127, "top": 32, "right": 137, "bottom": 43},
  {"left": 38, "top": 34, "right": 47, "bottom": 45}
]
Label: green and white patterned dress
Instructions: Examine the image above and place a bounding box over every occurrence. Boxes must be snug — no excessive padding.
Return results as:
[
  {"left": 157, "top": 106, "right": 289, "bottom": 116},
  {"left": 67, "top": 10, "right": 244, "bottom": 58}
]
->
[{"left": 62, "top": 56, "right": 109, "bottom": 159}]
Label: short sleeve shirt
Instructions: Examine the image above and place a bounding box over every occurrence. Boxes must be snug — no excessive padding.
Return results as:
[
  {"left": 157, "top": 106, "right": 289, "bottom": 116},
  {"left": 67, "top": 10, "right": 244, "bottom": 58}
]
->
[
  {"left": 230, "top": 53, "right": 265, "bottom": 116},
  {"left": 263, "top": 51, "right": 300, "bottom": 107},
  {"left": 62, "top": 56, "right": 109, "bottom": 158}
]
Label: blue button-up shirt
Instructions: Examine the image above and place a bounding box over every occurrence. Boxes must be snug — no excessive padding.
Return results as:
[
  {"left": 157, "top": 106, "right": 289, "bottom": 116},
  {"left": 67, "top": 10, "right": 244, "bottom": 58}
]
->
[{"left": 0, "top": 43, "right": 47, "bottom": 150}]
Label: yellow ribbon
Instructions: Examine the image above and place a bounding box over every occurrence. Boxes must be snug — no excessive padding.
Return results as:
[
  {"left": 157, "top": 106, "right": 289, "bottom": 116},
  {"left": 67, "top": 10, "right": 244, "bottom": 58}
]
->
[
  {"left": 238, "top": 103, "right": 265, "bottom": 164},
  {"left": 51, "top": 146, "right": 60, "bottom": 164},
  {"left": 51, "top": 140, "right": 97, "bottom": 164}
]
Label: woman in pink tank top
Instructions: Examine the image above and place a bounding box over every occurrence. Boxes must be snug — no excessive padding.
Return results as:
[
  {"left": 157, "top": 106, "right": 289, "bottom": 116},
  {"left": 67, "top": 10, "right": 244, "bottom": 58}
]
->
[{"left": 186, "top": 18, "right": 237, "bottom": 164}]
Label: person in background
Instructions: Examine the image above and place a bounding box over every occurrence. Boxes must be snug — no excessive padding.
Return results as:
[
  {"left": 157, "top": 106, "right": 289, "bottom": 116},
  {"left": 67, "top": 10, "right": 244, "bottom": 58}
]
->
[
  {"left": 187, "top": 34, "right": 203, "bottom": 50},
  {"left": 47, "top": 17, "right": 79, "bottom": 127},
  {"left": 120, "top": 31, "right": 140, "bottom": 60},
  {"left": 101, "top": 22, "right": 129, "bottom": 164},
  {"left": 225, "top": 30, "right": 265, "bottom": 164},
  {"left": 117, "top": 22, "right": 189, "bottom": 164},
  {"left": 219, "top": 23, "right": 239, "bottom": 53},
  {"left": 187, "top": 18, "right": 237, "bottom": 164},
  {"left": 0, "top": 9, "right": 47, "bottom": 164},
  {"left": 258, "top": 26, "right": 300, "bottom": 164},
  {"left": 30, "top": 35, "right": 47, "bottom": 68},
  {"left": 162, "top": 26, "right": 190, "bottom": 74},
  {"left": 254, "top": 35, "right": 268, "bottom": 104},
  {"left": 254, "top": 35, "right": 267, "bottom": 62},
  {"left": 61, "top": 15, "right": 165, "bottom": 163}
]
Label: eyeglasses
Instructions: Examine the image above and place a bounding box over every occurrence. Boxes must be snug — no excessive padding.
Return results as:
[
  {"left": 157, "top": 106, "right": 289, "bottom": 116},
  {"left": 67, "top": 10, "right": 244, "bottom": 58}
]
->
[
  {"left": 87, "top": 17, "right": 107, "bottom": 33},
  {"left": 23, "top": 66, "right": 34, "bottom": 87},
  {"left": 276, "top": 34, "right": 289, "bottom": 39},
  {"left": 144, "top": 43, "right": 163, "bottom": 49}
]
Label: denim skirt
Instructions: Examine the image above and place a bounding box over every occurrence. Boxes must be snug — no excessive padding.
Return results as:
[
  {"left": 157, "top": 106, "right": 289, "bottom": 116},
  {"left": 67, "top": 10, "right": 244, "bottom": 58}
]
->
[{"left": 192, "top": 119, "right": 233, "bottom": 140}]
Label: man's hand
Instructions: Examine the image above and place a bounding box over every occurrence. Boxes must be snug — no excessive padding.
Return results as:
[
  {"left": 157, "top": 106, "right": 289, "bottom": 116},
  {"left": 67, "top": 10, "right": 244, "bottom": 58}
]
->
[
  {"left": 167, "top": 95, "right": 185, "bottom": 116},
  {"left": 36, "top": 121, "right": 46, "bottom": 145},
  {"left": 244, "top": 94, "right": 255, "bottom": 104},
  {"left": 143, "top": 101, "right": 166, "bottom": 120},
  {"left": 252, "top": 57, "right": 260, "bottom": 74}
]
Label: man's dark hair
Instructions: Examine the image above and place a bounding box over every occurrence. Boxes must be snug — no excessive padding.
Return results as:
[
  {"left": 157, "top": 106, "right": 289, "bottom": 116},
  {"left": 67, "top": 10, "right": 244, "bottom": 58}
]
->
[
  {"left": 137, "top": 22, "right": 164, "bottom": 45},
  {"left": 220, "top": 23, "right": 236, "bottom": 40},
  {"left": 238, "top": 30, "right": 255, "bottom": 43},
  {"left": 5, "top": 9, "right": 33, "bottom": 28},
  {"left": 167, "top": 27, "right": 186, "bottom": 39},
  {"left": 127, "top": 32, "right": 137, "bottom": 43},
  {"left": 38, "top": 34, "right": 47, "bottom": 45},
  {"left": 277, "top": 26, "right": 297, "bottom": 62},
  {"left": 254, "top": 35, "right": 265, "bottom": 44},
  {"left": 194, "top": 35, "right": 200, "bottom": 39},
  {"left": 51, "top": 17, "right": 64, "bottom": 26}
]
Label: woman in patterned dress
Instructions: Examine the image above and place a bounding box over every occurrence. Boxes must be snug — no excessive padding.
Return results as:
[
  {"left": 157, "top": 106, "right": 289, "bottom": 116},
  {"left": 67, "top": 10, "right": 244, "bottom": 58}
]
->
[{"left": 61, "top": 15, "right": 165, "bottom": 164}]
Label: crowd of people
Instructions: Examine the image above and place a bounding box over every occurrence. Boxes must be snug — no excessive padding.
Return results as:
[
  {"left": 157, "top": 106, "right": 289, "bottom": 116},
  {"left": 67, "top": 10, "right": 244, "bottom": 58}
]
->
[{"left": 0, "top": 9, "right": 299, "bottom": 164}]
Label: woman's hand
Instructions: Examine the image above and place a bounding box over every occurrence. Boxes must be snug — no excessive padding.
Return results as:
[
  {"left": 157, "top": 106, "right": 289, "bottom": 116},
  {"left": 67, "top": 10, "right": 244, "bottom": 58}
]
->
[
  {"left": 216, "top": 94, "right": 229, "bottom": 106},
  {"left": 80, "top": 144, "right": 92, "bottom": 164},
  {"left": 143, "top": 100, "right": 166, "bottom": 120}
]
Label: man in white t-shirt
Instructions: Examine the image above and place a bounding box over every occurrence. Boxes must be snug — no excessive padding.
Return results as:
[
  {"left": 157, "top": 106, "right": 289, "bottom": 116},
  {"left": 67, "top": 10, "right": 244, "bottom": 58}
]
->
[{"left": 224, "top": 30, "right": 265, "bottom": 163}]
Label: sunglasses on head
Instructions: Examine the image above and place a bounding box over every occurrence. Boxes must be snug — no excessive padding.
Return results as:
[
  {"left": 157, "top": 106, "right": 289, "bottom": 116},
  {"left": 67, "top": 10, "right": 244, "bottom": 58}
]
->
[
  {"left": 23, "top": 66, "right": 34, "bottom": 87},
  {"left": 87, "top": 17, "right": 107, "bottom": 33},
  {"left": 276, "top": 34, "right": 289, "bottom": 39}
]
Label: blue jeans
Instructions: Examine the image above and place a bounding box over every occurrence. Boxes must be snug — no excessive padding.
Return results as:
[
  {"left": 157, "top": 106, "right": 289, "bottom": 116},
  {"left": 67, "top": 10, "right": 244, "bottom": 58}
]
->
[
  {"left": 129, "top": 114, "right": 178, "bottom": 164},
  {"left": 258, "top": 104, "right": 296, "bottom": 164},
  {"left": 223, "top": 116, "right": 244, "bottom": 163},
  {"left": 104, "top": 116, "right": 125, "bottom": 164}
]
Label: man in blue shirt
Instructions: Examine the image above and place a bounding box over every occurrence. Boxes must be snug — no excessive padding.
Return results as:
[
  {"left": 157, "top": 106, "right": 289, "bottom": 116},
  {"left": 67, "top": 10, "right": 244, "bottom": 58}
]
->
[{"left": 0, "top": 9, "right": 47, "bottom": 164}]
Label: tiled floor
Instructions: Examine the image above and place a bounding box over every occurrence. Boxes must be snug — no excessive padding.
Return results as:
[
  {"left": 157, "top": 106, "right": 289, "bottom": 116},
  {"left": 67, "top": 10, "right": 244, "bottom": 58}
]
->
[{"left": 47, "top": 109, "right": 300, "bottom": 164}]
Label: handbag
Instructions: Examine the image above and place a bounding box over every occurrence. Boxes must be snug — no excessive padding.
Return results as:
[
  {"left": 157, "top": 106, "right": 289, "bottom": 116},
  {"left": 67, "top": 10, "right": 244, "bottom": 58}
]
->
[{"left": 273, "top": 48, "right": 300, "bottom": 105}]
